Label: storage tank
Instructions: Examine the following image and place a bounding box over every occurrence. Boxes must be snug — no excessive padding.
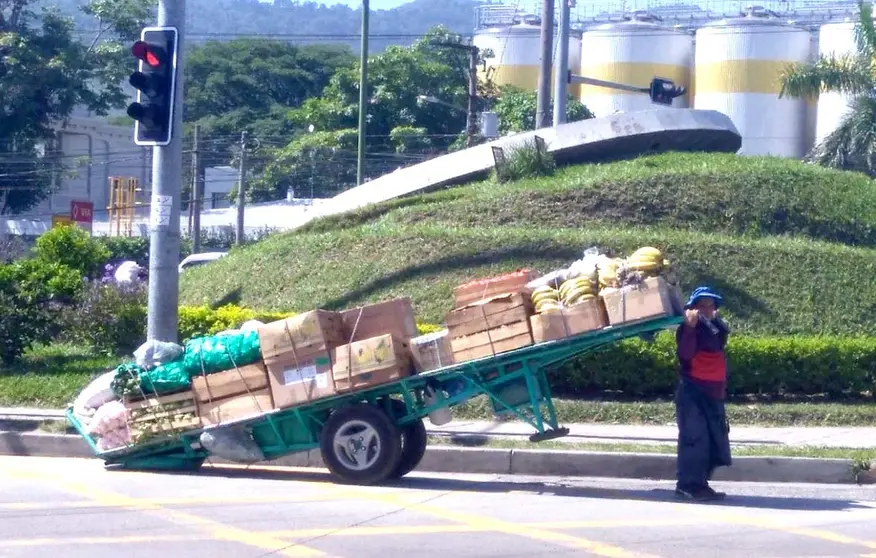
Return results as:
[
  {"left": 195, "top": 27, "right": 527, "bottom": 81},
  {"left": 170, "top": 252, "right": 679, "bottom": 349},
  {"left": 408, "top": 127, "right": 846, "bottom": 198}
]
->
[
  {"left": 474, "top": 23, "right": 583, "bottom": 97},
  {"left": 694, "top": 8, "right": 812, "bottom": 157},
  {"left": 816, "top": 21, "right": 857, "bottom": 146},
  {"left": 579, "top": 13, "right": 693, "bottom": 117}
]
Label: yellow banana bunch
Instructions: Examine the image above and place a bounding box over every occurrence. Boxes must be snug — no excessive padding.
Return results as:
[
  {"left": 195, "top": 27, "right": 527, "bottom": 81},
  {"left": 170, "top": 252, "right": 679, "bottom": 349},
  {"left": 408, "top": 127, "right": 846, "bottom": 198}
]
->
[
  {"left": 625, "top": 246, "right": 671, "bottom": 277},
  {"left": 597, "top": 258, "right": 623, "bottom": 289},
  {"left": 558, "top": 276, "right": 597, "bottom": 307},
  {"left": 531, "top": 285, "right": 561, "bottom": 313}
]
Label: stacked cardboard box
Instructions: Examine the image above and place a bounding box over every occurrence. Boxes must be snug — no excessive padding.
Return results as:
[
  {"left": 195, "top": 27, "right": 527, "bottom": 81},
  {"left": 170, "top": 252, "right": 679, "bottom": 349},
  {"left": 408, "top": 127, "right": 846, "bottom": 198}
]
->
[
  {"left": 601, "top": 276, "right": 682, "bottom": 326},
  {"left": 193, "top": 362, "right": 274, "bottom": 426},
  {"left": 258, "top": 310, "right": 345, "bottom": 410},
  {"left": 529, "top": 299, "right": 609, "bottom": 343},
  {"left": 446, "top": 293, "right": 534, "bottom": 362},
  {"left": 333, "top": 334, "right": 412, "bottom": 392},
  {"left": 409, "top": 329, "right": 454, "bottom": 373}
]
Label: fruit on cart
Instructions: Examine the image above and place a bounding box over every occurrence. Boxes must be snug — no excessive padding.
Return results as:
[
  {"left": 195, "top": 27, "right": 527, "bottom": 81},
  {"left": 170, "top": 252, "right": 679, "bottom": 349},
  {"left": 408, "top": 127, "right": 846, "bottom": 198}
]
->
[
  {"left": 531, "top": 285, "right": 561, "bottom": 313},
  {"left": 597, "top": 258, "right": 623, "bottom": 289},
  {"left": 625, "top": 246, "right": 671, "bottom": 277},
  {"left": 558, "top": 276, "right": 596, "bottom": 307}
]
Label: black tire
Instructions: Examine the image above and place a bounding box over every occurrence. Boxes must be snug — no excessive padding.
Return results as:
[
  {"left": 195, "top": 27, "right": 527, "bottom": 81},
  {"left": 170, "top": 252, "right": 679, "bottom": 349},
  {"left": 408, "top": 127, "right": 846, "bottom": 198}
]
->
[
  {"left": 390, "top": 418, "right": 428, "bottom": 479},
  {"left": 320, "top": 403, "right": 402, "bottom": 485}
]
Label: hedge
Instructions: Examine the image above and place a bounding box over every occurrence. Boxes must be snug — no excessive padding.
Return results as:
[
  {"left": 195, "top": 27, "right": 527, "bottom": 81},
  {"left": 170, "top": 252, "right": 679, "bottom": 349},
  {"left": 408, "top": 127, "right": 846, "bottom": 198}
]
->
[{"left": 550, "top": 332, "right": 876, "bottom": 399}]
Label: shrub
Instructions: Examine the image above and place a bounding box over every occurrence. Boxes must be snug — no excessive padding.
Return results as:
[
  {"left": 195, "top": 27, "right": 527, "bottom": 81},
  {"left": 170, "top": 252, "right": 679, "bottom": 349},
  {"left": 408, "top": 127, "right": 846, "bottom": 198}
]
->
[
  {"left": 58, "top": 281, "right": 148, "bottom": 356},
  {"left": 0, "top": 265, "right": 54, "bottom": 364},
  {"left": 552, "top": 332, "right": 876, "bottom": 399},
  {"left": 178, "top": 304, "right": 294, "bottom": 343},
  {"left": 495, "top": 138, "right": 557, "bottom": 183},
  {"left": 33, "top": 225, "right": 110, "bottom": 278},
  {"left": 98, "top": 236, "right": 150, "bottom": 266}
]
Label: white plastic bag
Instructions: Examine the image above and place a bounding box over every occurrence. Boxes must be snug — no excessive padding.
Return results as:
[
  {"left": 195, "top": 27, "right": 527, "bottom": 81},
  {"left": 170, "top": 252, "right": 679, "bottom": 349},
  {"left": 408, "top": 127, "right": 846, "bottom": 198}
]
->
[
  {"left": 525, "top": 269, "right": 569, "bottom": 291},
  {"left": 239, "top": 320, "right": 264, "bottom": 333},
  {"left": 72, "top": 371, "right": 117, "bottom": 418},
  {"left": 113, "top": 261, "right": 142, "bottom": 284},
  {"left": 567, "top": 247, "right": 601, "bottom": 281},
  {"left": 134, "top": 339, "right": 184, "bottom": 370},
  {"left": 86, "top": 401, "right": 128, "bottom": 437},
  {"left": 200, "top": 427, "right": 265, "bottom": 463}
]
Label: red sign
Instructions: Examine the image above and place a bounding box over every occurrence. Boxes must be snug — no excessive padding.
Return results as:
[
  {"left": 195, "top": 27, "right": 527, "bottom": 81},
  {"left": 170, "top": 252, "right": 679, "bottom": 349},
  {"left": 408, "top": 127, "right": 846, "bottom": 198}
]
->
[
  {"left": 71, "top": 201, "right": 94, "bottom": 235},
  {"left": 71, "top": 201, "right": 94, "bottom": 223}
]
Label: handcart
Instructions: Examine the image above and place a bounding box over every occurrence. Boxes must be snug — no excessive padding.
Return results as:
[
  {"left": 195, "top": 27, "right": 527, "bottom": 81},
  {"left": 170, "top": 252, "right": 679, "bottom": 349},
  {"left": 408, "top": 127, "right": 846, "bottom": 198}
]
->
[{"left": 67, "top": 314, "right": 683, "bottom": 485}]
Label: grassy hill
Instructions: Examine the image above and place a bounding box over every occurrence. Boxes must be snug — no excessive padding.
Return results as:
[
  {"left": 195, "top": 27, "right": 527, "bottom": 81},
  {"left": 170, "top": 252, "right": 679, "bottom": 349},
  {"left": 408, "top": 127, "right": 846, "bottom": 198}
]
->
[{"left": 179, "top": 152, "right": 876, "bottom": 336}]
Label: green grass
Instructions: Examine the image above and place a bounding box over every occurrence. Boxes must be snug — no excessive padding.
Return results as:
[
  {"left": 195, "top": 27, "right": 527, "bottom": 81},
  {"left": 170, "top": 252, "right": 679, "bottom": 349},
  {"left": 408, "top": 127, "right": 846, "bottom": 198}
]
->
[
  {"left": 427, "top": 436, "right": 873, "bottom": 470},
  {"left": 179, "top": 222, "right": 876, "bottom": 335},
  {"left": 0, "top": 343, "right": 116, "bottom": 408},
  {"left": 452, "top": 397, "right": 876, "bottom": 427},
  {"left": 301, "top": 152, "right": 876, "bottom": 246}
]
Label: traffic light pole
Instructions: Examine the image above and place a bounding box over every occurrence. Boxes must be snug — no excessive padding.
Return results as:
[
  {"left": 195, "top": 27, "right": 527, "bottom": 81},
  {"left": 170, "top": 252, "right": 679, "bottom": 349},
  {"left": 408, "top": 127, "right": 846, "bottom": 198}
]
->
[
  {"left": 147, "top": 0, "right": 186, "bottom": 343},
  {"left": 569, "top": 73, "right": 685, "bottom": 106}
]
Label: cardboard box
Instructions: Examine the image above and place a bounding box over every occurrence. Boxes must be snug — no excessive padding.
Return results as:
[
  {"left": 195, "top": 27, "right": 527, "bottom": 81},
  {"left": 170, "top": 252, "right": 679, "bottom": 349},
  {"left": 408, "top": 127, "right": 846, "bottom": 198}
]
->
[
  {"left": 450, "top": 320, "right": 534, "bottom": 363},
  {"left": 410, "top": 329, "right": 454, "bottom": 373},
  {"left": 601, "top": 276, "right": 681, "bottom": 326},
  {"left": 266, "top": 350, "right": 336, "bottom": 410},
  {"left": 341, "top": 298, "right": 418, "bottom": 343},
  {"left": 453, "top": 270, "right": 541, "bottom": 309},
  {"left": 257, "top": 310, "right": 344, "bottom": 367},
  {"left": 192, "top": 362, "right": 269, "bottom": 403},
  {"left": 333, "top": 334, "right": 413, "bottom": 392},
  {"left": 198, "top": 388, "right": 274, "bottom": 426},
  {"left": 529, "top": 299, "right": 609, "bottom": 343},
  {"left": 445, "top": 292, "right": 533, "bottom": 339}
]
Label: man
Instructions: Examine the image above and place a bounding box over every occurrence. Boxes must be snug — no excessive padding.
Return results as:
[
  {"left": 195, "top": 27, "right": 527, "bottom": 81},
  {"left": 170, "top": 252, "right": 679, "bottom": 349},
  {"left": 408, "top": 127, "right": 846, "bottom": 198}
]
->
[{"left": 674, "top": 286, "right": 732, "bottom": 501}]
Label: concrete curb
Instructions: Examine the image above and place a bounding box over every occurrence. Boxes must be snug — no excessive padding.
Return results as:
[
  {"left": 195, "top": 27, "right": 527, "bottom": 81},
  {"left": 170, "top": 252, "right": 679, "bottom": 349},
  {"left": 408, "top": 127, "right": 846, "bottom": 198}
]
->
[{"left": 0, "top": 431, "right": 863, "bottom": 484}]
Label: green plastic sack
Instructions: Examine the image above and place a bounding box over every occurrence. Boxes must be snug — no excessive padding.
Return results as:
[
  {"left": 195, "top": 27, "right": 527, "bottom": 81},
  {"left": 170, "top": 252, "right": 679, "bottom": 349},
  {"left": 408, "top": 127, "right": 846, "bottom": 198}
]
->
[
  {"left": 139, "top": 360, "right": 191, "bottom": 395},
  {"left": 182, "top": 330, "right": 262, "bottom": 376}
]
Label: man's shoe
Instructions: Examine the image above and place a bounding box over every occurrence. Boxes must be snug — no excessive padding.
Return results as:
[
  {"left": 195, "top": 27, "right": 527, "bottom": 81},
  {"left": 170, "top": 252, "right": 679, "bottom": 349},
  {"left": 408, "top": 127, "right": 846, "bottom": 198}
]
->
[{"left": 675, "top": 485, "right": 725, "bottom": 502}]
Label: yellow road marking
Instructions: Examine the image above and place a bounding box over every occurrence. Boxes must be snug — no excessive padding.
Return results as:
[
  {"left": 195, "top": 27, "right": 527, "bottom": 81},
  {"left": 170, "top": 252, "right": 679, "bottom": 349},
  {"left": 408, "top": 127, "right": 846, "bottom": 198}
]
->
[
  {"left": 354, "top": 492, "right": 656, "bottom": 558},
  {"left": 0, "top": 465, "right": 327, "bottom": 557},
  {"left": 0, "top": 492, "right": 369, "bottom": 511},
  {"left": 710, "top": 513, "right": 876, "bottom": 550}
]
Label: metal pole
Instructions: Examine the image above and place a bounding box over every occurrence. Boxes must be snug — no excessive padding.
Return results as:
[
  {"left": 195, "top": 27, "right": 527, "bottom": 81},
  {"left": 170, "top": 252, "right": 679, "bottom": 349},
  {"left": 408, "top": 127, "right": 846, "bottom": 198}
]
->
[
  {"left": 236, "top": 130, "right": 247, "bottom": 246},
  {"left": 191, "top": 123, "right": 201, "bottom": 254},
  {"left": 466, "top": 44, "right": 478, "bottom": 148},
  {"left": 356, "top": 0, "right": 369, "bottom": 186},
  {"left": 146, "top": 0, "right": 185, "bottom": 343},
  {"left": 553, "top": 0, "right": 570, "bottom": 126},
  {"left": 535, "top": 0, "right": 555, "bottom": 129}
]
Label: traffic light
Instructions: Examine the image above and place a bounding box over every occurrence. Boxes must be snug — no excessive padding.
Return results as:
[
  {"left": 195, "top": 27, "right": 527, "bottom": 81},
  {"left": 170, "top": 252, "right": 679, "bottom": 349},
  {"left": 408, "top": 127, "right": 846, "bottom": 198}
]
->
[
  {"left": 649, "top": 77, "right": 685, "bottom": 106},
  {"left": 127, "top": 27, "right": 179, "bottom": 146}
]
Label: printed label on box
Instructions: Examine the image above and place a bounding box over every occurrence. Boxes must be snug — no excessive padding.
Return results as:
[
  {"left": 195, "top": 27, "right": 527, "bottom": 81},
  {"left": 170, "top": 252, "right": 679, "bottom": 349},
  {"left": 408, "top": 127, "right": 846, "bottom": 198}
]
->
[
  {"left": 315, "top": 372, "right": 328, "bottom": 389},
  {"left": 283, "top": 365, "right": 317, "bottom": 386}
]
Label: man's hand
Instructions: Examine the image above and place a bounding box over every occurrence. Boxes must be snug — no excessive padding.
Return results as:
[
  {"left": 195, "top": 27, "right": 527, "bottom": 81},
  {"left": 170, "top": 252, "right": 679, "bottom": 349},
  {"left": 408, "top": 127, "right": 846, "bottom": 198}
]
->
[{"left": 684, "top": 308, "right": 699, "bottom": 328}]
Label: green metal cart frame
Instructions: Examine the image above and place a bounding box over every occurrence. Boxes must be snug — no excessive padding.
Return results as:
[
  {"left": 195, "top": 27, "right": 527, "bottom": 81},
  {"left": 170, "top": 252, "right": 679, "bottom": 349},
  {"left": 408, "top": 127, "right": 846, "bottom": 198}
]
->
[{"left": 66, "top": 314, "right": 683, "bottom": 484}]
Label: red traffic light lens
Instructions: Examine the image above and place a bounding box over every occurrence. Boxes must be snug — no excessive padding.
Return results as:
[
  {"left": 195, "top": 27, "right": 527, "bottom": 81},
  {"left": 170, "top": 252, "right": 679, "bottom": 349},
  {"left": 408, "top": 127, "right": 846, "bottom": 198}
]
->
[{"left": 132, "top": 41, "right": 161, "bottom": 67}]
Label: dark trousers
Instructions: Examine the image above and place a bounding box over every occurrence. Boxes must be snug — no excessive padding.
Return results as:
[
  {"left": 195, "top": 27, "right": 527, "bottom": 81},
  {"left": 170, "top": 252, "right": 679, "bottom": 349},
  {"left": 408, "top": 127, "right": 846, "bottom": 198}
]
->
[{"left": 675, "top": 379, "right": 732, "bottom": 489}]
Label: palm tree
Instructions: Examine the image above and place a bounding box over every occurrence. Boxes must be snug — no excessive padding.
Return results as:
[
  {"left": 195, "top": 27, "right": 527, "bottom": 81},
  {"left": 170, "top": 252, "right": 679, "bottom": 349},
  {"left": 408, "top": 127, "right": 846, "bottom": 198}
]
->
[{"left": 780, "top": 1, "right": 876, "bottom": 175}]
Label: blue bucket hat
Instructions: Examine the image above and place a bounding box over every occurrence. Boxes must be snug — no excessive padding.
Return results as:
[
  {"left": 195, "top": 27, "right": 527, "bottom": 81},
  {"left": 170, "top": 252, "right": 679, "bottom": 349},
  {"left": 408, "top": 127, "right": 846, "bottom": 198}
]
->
[{"left": 685, "top": 286, "right": 724, "bottom": 309}]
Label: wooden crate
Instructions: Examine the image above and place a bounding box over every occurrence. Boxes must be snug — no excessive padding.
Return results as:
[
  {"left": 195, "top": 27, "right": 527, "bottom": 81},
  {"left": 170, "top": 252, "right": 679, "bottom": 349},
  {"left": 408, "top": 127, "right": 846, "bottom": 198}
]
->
[
  {"left": 450, "top": 320, "right": 534, "bottom": 363},
  {"left": 453, "top": 270, "right": 540, "bottom": 309},
  {"left": 125, "top": 390, "right": 201, "bottom": 438},
  {"left": 445, "top": 292, "right": 532, "bottom": 339}
]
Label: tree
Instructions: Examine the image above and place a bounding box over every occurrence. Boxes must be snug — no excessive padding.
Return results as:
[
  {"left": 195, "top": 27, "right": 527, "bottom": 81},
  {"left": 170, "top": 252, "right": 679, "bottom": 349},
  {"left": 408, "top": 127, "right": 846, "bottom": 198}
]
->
[
  {"left": 779, "top": 1, "right": 876, "bottom": 174},
  {"left": 489, "top": 85, "right": 595, "bottom": 136},
  {"left": 0, "top": 0, "right": 154, "bottom": 215}
]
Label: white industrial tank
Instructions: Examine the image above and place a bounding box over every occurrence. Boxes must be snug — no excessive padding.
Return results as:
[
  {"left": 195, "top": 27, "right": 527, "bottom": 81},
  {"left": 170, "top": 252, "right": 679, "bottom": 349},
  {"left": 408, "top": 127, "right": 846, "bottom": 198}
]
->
[
  {"left": 579, "top": 13, "right": 693, "bottom": 117},
  {"left": 816, "top": 21, "right": 858, "bottom": 146},
  {"left": 474, "top": 23, "right": 583, "bottom": 97},
  {"left": 694, "top": 7, "right": 812, "bottom": 157}
]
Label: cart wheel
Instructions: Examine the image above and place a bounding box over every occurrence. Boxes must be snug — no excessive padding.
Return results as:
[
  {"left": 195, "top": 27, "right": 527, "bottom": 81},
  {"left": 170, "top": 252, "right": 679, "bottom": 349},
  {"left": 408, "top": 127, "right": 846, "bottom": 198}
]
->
[
  {"left": 390, "top": 418, "right": 428, "bottom": 479},
  {"left": 320, "top": 403, "right": 402, "bottom": 485},
  {"left": 385, "top": 399, "right": 428, "bottom": 480}
]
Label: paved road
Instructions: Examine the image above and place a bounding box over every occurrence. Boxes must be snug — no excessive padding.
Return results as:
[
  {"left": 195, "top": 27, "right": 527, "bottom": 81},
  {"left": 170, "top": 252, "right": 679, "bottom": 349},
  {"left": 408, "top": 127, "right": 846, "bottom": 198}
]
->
[{"left": 1, "top": 457, "right": 875, "bottom": 558}]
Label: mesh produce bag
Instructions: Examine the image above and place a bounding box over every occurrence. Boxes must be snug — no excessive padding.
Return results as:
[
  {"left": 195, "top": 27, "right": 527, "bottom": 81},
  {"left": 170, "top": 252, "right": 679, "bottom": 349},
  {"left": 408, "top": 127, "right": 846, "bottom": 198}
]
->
[
  {"left": 181, "top": 330, "right": 262, "bottom": 376},
  {"left": 139, "top": 360, "right": 191, "bottom": 395}
]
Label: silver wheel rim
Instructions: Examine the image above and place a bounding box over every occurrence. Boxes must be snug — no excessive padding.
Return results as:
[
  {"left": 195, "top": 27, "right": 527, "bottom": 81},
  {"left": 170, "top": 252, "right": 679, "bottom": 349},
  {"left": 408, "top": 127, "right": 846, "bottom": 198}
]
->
[{"left": 332, "top": 419, "right": 381, "bottom": 472}]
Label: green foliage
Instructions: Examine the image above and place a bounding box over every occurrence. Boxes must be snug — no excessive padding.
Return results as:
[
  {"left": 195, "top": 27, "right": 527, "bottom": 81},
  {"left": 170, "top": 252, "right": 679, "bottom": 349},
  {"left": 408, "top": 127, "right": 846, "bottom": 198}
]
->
[
  {"left": 34, "top": 225, "right": 110, "bottom": 278},
  {"left": 554, "top": 333, "right": 876, "bottom": 399},
  {"left": 0, "top": 265, "right": 52, "bottom": 365},
  {"left": 7, "top": 258, "right": 84, "bottom": 304},
  {"left": 58, "top": 282, "right": 147, "bottom": 357},
  {"left": 0, "top": 0, "right": 154, "bottom": 214},
  {"left": 178, "top": 304, "right": 295, "bottom": 344},
  {"left": 495, "top": 138, "right": 557, "bottom": 183},
  {"left": 97, "top": 236, "right": 150, "bottom": 265},
  {"left": 490, "top": 85, "right": 595, "bottom": 134}
]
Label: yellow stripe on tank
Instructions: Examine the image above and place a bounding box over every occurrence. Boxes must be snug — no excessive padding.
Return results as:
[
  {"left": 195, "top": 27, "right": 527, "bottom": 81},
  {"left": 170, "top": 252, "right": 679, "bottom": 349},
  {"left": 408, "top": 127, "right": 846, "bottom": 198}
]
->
[
  {"left": 694, "top": 60, "right": 797, "bottom": 95},
  {"left": 479, "top": 64, "right": 581, "bottom": 96},
  {"left": 578, "top": 63, "right": 690, "bottom": 98}
]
